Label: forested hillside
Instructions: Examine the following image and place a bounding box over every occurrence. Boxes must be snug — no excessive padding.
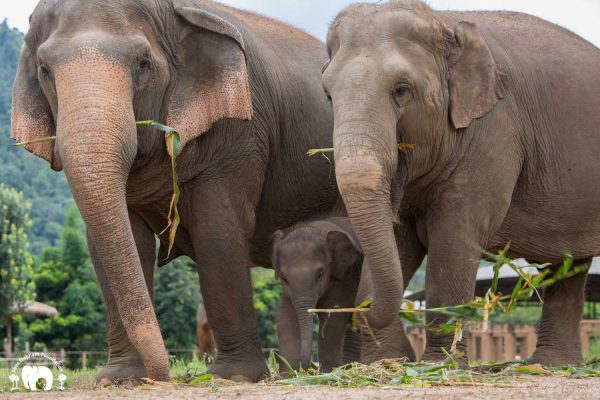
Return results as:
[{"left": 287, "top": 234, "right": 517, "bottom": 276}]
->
[{"left": 0, "top": 20, "right": 72, "bottom": 253}]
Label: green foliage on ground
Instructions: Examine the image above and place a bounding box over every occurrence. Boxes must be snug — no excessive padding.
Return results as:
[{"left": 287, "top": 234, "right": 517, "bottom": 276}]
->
[{"left": 0, "top": 183, "right": 35, "bottom": 319}]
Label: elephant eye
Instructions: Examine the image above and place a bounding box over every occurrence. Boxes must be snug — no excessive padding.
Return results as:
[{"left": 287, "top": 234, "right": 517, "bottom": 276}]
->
[
  {"left": 316, "top": 270, "right": 324, "bottom": 282},
  {"left": 134, "top": 56, "right": 153, "bottom": 89},
  {"left": 38, "top": 63, "right": 51, "bottom": 80},
  {"left": 280, "top": 276, "right": 289, "bottom": 285},
  {"left": 393, "top": 83, "right": 412, "bottom": 107}
]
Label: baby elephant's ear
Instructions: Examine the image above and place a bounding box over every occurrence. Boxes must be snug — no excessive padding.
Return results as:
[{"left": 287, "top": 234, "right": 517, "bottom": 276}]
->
[
  {"left": 168, "top": 6, "right": 253, "bottom": 152},
  {"left": 327, "top": 230, "right": 363, "bottom": 280},
  {"left": 271, "top": 230, "right": 285, "bottom": 276}
]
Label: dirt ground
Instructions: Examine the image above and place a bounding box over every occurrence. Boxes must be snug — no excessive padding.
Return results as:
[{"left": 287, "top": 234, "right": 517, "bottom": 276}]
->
[{"left": 0, "top": 377, "right": 598, "bottom": 400}]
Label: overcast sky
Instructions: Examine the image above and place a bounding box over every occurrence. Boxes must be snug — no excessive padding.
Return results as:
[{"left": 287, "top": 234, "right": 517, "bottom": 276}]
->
[{"left": 2, "top": 0, "right": 599, "bottom": 47}]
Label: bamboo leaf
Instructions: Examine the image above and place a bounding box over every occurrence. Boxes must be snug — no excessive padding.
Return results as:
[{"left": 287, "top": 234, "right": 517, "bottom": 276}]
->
[{"left": 136, "top": 120, "right": 181, "bottom": 257}]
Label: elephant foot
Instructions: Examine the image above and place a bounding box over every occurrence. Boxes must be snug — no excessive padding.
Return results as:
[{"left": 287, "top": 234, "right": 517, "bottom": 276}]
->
[
  {"left": 421, "top": 348, "right": 469, "bottom": 368},
  {"left": 207, "top": 358, "right": 269, "bottom": 382},
  {"left": 529, "top": 346, "right": 582, "bottom": 367},
  {"left": 95, "top": 356, "right": 148, "bottom": 387},
  {"left": 360, "top": 342, "right": 416, "bottom": 365}
]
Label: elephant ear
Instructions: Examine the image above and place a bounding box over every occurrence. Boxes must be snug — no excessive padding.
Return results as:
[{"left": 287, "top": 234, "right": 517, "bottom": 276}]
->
[
  {"left": 271, "top": 230, "right": 285, "bottom": 277},
  {"left": 11, "top": 43, "right": 60, "bottom": 170},
  {"left": 169, "top": 6, "right": 253, "bottom": 151},
  {"left": 448, "top": 21, "right": 507, "bottom": 129},
  {"left": 327, "top": 230, "right": 363, "bottom": 280}
]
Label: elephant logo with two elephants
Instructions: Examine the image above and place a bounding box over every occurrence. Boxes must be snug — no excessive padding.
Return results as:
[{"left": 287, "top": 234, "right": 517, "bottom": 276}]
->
[{"left": 8, "top": 353, "right": 66, "bottom": 391}]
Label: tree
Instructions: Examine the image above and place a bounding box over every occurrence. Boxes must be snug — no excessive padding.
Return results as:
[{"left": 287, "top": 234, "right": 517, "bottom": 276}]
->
[
  {"left": 154, "top": 258, "right": 200, "bottom": 350},
  {"left": 0, "top": 183, "right": 35, "bottom": 353},
  {"left": 252, "top": 268, "right": 281, "bottom": 349},
  {"left": 28, "top": 205, "right": 106, "bottom": 354},
  {"left": 0, "top": 20, "right": 72, "bottom": 254}
]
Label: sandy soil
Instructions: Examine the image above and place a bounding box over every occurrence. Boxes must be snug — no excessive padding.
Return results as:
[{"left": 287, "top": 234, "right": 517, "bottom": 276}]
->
[{"left": 0, "top": 377, "right": 599, "bottom": 400}]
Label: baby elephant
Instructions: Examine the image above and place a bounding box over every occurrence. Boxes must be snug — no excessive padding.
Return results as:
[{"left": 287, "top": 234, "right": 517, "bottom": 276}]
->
[{"left": 272, "top": 218, "right": 415, "bottom": 371}]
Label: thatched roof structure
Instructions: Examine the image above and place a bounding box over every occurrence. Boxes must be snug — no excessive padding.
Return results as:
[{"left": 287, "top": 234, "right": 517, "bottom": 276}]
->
[{"left": 8, "top": 301, "right": 58, "bottom": 317}]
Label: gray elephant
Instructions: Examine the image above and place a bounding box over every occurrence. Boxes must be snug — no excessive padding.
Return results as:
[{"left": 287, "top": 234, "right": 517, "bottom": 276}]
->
[
  {"left": 11, "top": 0, "right": 338, "bottom": 383},
  {"left": 272, "top": 217, "right": 415, "bottom": 371},
  {"left": 322, "top": 0, "right": 600, "bottom": 365}
]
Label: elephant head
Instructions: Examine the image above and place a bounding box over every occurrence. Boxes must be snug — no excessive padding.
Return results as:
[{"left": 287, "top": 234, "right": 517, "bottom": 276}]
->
[
  {"left": 272, "top": 221, "right": 363, "bottom": 369},
  {"left": 322, "top": 1, "right": 506, "bottom": 328},
  {"left": 11, "top": 0, "right": 253, "bottom": 380}
]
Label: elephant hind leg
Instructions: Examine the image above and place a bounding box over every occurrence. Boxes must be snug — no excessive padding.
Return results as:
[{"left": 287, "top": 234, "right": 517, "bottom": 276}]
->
[{"left": 530, "top": 258, "right": 590, "bottom": 366}]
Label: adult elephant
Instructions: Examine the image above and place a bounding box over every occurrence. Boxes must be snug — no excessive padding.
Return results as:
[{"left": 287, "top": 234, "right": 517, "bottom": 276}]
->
[
  {"left": 322, "top": 0, "right": 600, "bottom": 365},
  {"left": 11, "top": 0, "right": 340, "bottom": 383}
]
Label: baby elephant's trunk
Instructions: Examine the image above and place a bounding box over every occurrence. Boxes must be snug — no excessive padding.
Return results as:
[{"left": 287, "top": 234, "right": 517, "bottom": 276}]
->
[{"left": 294, "top": 296, "right": 316, "bottom": 369}]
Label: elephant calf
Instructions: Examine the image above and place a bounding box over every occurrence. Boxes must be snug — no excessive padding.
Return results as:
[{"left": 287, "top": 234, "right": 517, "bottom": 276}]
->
[
  {"left": 196, "top": 304, "right": 215, "bottom": 359},
  {"left": 272, "top": 217, "right": 415, "bottom": 371}
]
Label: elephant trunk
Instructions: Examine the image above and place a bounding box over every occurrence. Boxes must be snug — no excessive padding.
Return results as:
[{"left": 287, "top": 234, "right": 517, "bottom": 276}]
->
[
  {"left": 54, "top": 58, "right": 169, "bottom": 381},
  {"left": 293, "top": 296, "right": 316, "bottom": 369},
  {"left": 333, "top": 101, "right": 403, "bottom": 330}
]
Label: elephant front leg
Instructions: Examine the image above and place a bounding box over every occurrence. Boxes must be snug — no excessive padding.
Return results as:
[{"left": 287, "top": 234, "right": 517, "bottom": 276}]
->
[
  {"left": 342, "top": 327, "right": 362, "bottom": 364},
  {"left": 530, "top": 259, "right": 589, "bottom": 366},
  {"left": 192, "top": 186, "right": 267, "bottom": 382},
  {"left": 421, "top": 233, "right": 480, "bottom": 364},
  {"left": 317, "top": 312, "right": 350, "bottom": 371},
  {"left": 91, "top": 211, "right": 157, "bottom": 386},
  {"left": 277, "top": 294, "right": 301, "bottom": 370}
]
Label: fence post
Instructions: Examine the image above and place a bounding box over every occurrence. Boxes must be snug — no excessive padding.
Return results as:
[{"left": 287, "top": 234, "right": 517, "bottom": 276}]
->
[
  {"left": 82, "top": 352, "right": 87, "bottom": 370},
  {"left": 503, "top": 325, "right": 516, "bottom": 362},
  {"left": 60, "top": 348, "right": 66, "bottom": 366}
]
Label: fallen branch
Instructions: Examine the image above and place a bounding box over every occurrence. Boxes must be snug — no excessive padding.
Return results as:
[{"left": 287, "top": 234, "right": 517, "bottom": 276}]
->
[{"left": 308, "top": 248, "right": 588, "bottom": 355}]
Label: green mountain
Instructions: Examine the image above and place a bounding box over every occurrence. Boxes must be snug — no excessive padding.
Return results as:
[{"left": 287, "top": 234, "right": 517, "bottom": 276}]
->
[{"left": 0, "top": 20, "right": 73, "bottom": 254}]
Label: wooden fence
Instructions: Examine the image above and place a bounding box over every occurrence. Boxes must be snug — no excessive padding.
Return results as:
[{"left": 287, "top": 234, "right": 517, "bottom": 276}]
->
[
  {"left": 406, "top": 320, "right": 600, "bottom": 362},
  {"left": 4, "top": 322, "right": 600, "bottom": 368},
  {"left": 0, "top": 347, "right": 277, "bottom": 370}
]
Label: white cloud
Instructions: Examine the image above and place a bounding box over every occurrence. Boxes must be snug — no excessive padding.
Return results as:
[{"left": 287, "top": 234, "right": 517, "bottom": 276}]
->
[{"left": 2, "top": 0, "right": 599, "bottom": 47}]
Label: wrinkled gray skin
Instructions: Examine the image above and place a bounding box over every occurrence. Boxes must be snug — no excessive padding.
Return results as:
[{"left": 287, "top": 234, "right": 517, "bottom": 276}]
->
[
  {"left": 11, "top": 0, "right": 340, "bottom": 383},
  {"left": 273, "top": 218, "right": 415, "bottom": 371},
  {"left": 323, "top": 0, "right": 600, "bottom": 365}
]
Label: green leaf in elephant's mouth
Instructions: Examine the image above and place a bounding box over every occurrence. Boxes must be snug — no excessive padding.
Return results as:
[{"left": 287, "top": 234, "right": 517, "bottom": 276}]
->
[{"left": 136, "top": 120, "right": 181, "bottom": 259}]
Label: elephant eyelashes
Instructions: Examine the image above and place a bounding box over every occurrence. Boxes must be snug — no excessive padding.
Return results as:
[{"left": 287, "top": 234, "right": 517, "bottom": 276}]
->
[
  {"left": 134, "top": 57, "right": 153, "bottom": 88},
  {"left": 392, "top": 83, "right": 412, "bottom": 107},
  {"left": 38, "top": 63, "right": 50, "bottom": 78}
]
